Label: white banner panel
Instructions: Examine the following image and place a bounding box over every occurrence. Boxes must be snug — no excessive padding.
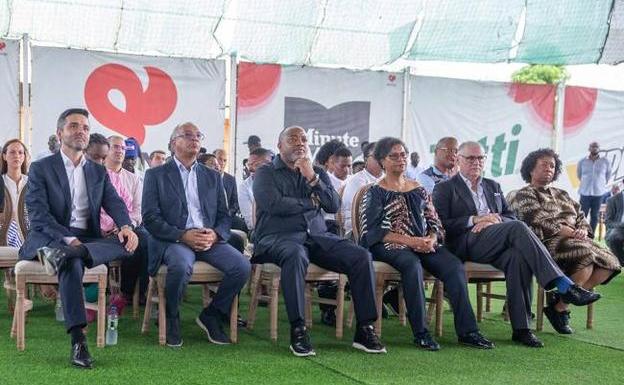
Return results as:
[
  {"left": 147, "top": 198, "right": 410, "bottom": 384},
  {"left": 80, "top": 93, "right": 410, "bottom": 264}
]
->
[
  {"left": 31, "top": 47, "right": 225, "bottom": 155},
  {"left": 558, "top": 87, "right": 624, "bottom": 195},
  {"left": 0, "top": 39, "right": 20, "bottom": 144},
  {"left": 407, "top": 76, "right": 556, "bottom": 194},
  {"left": 235, "top": 63, "right": 403, "bottom": 178}
]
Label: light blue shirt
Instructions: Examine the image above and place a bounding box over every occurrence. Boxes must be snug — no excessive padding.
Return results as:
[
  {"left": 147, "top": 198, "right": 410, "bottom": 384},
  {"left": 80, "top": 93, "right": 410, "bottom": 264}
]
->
[
  {"left": 417, "top": 166, "right": 448, "bottom": 194},
  {"left": 174, "top": 156, "right": 204, "bottom": 229},
  {"left": 459, "top": 172, "right": 490, "bottom": 227},
  {"left": 577, "top": 156, "right": 611, "bottom": 196}
]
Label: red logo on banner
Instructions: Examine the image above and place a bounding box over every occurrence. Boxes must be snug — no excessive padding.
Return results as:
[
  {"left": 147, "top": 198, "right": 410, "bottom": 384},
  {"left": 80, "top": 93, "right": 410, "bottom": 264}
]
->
[
  {"left": 0, "top": 41, "right": 6, "bottom": 51},
  {"left": 237, "top": 62, "right": 281, "bottom": 113},
  {"left": 388, "top": 74, "right": 396, "bottom": 82},
  {"left": 84, "top": 64, "right": 177, "bottom": 143},
  {"left": 508, "top": 83, "right": 597, "bottom": 136}
]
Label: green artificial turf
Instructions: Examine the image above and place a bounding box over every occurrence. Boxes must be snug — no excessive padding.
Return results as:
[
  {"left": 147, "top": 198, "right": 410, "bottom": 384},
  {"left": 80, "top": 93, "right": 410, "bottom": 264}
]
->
[{"left": 1, "top": 275, "right": 622, "bottom": 385}]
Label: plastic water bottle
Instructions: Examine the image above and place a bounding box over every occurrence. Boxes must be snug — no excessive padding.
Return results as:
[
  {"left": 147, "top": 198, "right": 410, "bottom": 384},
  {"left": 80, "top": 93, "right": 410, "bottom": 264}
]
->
[
  {"left": 55, "top": 298, "right": 64, "bottom": 322},
  {"left": 106, "top": 305, "right": 119, "bottom": 346}
]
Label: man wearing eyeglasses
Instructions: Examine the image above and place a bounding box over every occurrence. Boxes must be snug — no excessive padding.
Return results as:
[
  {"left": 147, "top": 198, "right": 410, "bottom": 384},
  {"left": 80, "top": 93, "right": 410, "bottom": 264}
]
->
[
  {"left": 432, "top": 141, "right": 600, "bottom": 348},
  {"left": 417, "top": 137, "right": 459, "bottom": 194},
  {"left": 142, "top": 122, "right": 251, "bottom": 347}
]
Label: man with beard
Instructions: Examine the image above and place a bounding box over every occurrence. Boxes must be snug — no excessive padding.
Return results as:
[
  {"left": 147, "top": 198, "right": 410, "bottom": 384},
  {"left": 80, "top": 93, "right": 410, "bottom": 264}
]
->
[
  {"left": 19, "top": 108, "right": 138, "bottom": 368},
  {"left": 577, "top": 142, "right": 611, "bottom": 233},
  {"left": 252, "top": 125, "right": 385, "bottom": 357}
]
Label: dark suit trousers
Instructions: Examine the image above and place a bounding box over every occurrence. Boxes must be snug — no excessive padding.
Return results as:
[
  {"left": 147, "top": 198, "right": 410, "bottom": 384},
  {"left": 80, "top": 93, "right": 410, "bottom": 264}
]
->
[
  {"left": 458, "top": 220, "right": 564, "bottom": 330},
  {"left": 580, "top": 195, "right": 602, "bottom": 233},
  {"left": 607, "top": 228, "right": 624, "bottom": 265},
  {"left": 254, "top": 237, "right": 378, "bottom": 327},
  {"left": 120, "top": 226, "right": 149, "bottom": 298},
  {"left": 58, "top": 229, "right": 133, "bottom": 331},
  {"left": 371, "top": 244, "right": 478, "bottom": 337},
  {"left": 162, "top": 241, "right": 251, "bottom": 319}
]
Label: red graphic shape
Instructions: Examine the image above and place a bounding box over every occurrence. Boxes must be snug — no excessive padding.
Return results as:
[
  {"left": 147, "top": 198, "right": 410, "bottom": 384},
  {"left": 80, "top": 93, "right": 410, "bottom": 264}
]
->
[
  {"left": 237, "top": 62, "right": 281, "bottom": 112},
  {"left": 509, "top": 83, "right": 597, "bottom": 136},
  {"left": 84, "top": 64, "right": 177, "bottom": 143},
  {"left": 0, "top": 41, "right": 6, "bottom": 51}
]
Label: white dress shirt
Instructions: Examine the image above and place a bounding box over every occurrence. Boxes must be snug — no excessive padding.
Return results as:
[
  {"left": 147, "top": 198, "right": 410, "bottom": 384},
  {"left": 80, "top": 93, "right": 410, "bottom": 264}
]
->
[
  {"left": 174, "top": 157, "right": 204, "bottom": 229},
  {"left": 341, "top": 169, "right": 383, "bottom": 234},
  {"left": 459, "top": 172, "right": 490, "bottom": 227},
  {"left": 60, "top": 150, "right": 89, "bottom": 244},
  {"left": 238, "top": 176, "right": 255, "bottom": 230},
  {"left": 325, "top": 172, "right": 348, "bottom": 222}
]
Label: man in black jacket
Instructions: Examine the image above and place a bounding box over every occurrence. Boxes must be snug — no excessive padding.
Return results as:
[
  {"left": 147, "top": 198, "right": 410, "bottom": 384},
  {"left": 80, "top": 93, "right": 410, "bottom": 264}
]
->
[
  {"left": 252, "top": 126, "right": 385, "bottom": 357},
  {"left": 432, "top": 141, "right": 600, "bottom": 348},
  {"left": 606, "top": 190, "right": 624, "bottom": 265}
]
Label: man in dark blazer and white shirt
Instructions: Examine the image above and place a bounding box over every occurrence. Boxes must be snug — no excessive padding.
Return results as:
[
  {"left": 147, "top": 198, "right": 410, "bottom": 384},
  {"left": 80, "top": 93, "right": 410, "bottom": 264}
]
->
[
  {"left": 19, "top": 108, "right": 139, "bottom": 368},
  {"left": 432, "top": 141, "right": 600, "bottom": 348},
  {"left": 605, "top": 190, "right": 624, "bottom": 265},
  {"left": 142, "top": 122, "right": 250, "bottom": 348}
]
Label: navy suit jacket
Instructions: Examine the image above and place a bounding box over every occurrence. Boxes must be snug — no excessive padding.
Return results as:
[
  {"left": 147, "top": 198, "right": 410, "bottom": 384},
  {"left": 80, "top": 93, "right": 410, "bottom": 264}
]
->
[
  {"left": 222, "top": 172, "right": 239, "bottom": 216},
  {"left": 19, "top": 152, "right": 131, "bottom": 259},
  {"left": 142, "top": 159, "right": 231, "bottom": 275},
  {"left": 432, "top": 173, "right": 515, "bottom": 256}
]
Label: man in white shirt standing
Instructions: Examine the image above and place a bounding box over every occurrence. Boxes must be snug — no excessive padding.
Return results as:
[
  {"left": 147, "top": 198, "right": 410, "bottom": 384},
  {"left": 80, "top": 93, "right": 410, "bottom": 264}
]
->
[
  {"left": 19, "top": 108, "right": 138, "bottom": 368},
  {"left": 341, "top": 142, "right": 383, "bottom": 236},
  {"left": 577, "top": 142, "right": 612, "bottom": 233},
  {"left": 238, "top": 147, "right": 273, "bottom": 231},
  {"left": 405, "top": 151, "right": 424, "bottom": 181},
  {"left": 105, "top": 135, "right": 149, "bottom": 308}
]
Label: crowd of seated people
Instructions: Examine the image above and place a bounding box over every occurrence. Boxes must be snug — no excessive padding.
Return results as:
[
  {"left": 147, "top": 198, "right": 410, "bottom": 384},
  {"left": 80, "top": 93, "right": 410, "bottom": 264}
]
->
[{"left": 1, "top": 107, "right": 620, "bottom": 369}]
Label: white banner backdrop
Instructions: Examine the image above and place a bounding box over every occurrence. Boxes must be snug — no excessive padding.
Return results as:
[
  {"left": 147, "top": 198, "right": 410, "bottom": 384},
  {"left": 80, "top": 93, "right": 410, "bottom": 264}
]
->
[
  {"left": 558, "top": 87, "right": 624, "bottom": 194},
  {"left": 31, "top": 47, "right": 225, "bottom": 155},
  {"left": 406, "top": 76, "right": 557, "bottom": 195},
  {"left": 235, "top": 63, "right": 404, "bottom": 178},
  {"left": 0, "top": 39, "right": 20, "bottom": 145}
]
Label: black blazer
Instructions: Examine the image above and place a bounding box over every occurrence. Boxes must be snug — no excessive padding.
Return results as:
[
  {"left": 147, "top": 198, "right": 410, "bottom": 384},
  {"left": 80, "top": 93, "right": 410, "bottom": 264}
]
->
[
  {"left": 432, "top": 173, "right": 515, "bottom": 255},
  {"left": 142, "top": 159, "right": 231, "bottom": 275},
  {"left": 606, "top": 192, "right": 624, "bottom": 239},
  {"left": 19, "top": 152, "right": 131, "bottom": 259},
  {"left": 222, "top": 172, "right": 239, "bottom": 216}
]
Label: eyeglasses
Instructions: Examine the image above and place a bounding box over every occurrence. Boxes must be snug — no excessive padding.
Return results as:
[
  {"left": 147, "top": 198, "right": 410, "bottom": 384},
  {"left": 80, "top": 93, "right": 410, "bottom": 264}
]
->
[
  {"left": 386, "top": 152, "right": 408, "bottom": 161},
  {"left": 437, "top": 147, "right": 458, "bottom": 155},
  {"left": 459, "top": 155, "right": 487, "bottom": 163},
  {"left": 176, "top": 132, "right": 205, "bottom": 141},
  {"left": 111, "top": 144, "right": 127, "bottom": 151}
]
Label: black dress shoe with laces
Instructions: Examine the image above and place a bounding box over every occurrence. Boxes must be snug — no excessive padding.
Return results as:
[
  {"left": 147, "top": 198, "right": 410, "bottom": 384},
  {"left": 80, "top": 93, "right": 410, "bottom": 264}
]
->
[
  {"left": 512, "top": 329, "right": 544, "bottom": 348},
  {"left": 38, "top": 247, "right": 67, "bottom": 276},
  {"left": 543, "top": 305, "right": 573, "bottom": 334},
  {"left": 290, "top": 325, "right": 315, "bottom": 357},
  {"left": 166, "top": 317, "right": 183, "bottom": 348},
  {"left": 414, "top": 331, "right": 440, "bottom": 351},
  {"left": 196, "top": 311, "right": 231, "bottom": 345},
  {"left": 560, "top": 285, "right": 601, "bottom": 306},
  {"left": 458, "top": 331, "right": 495, "bottom": 349},
  {"left": 71, "top": 342, "right": 93, "bottom": 369},
  {"left": 353, "top": 324, "right": 387, "bottom": 353}
]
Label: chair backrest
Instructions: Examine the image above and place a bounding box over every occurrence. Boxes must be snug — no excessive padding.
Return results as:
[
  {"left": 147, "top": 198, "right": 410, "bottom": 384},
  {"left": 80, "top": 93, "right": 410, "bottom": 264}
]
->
[{"left": 351, "top": 183, "right": 374, "bottom": 244}]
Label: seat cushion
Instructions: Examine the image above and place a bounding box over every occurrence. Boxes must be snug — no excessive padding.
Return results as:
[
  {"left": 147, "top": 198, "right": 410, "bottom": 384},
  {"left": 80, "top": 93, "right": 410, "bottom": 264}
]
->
[
  {"left": 0, "top": 246, "right": 19, "bottom": 261},
  {"left": 14, "top": 260, "right": 107, "bottom": 276}
]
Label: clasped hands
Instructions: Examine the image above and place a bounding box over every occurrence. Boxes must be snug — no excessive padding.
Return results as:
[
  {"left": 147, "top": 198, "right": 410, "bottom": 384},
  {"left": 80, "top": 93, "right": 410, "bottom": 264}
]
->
[
  {"left": 181, "top": 228, "right": 218, "bottom": 251},
  {"left": 471, "top": 213, "right": 502, "bottom": 233},
  {"left": 559, "top": 225, "right": 588, "bottom": 240},
  {"left": 407, "top": 235, "right": 437, "bottom": 254}
]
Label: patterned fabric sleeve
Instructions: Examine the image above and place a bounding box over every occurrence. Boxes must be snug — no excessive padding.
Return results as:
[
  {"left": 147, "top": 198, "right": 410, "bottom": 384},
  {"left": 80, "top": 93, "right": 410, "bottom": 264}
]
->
[
  {"left": 359, "top": 186, "right": 387, "bottom": 248},
  {"left": 509, "top": 187, "right": 561, "bottom": 240},
  {"left": 564, "top": 189, "right": 593, "bottom": 237},
  {"left": 418, "top": 187, "right": 445, "bottom": 243}
]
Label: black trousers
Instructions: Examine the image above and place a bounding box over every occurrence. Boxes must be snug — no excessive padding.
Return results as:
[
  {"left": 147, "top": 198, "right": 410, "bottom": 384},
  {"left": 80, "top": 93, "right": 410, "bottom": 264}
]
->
[
  {"left": 120, "top": 226, "right": 149, "bottom": 299},
  {"left": 58, "top": 228, "right": 132, "bottom": 331},
  {"left": 457, "top": 220, "right": 564, "bottom": 330},
  {"left": 607, "top": 227, "right": 624, "bottom": 265},
  {"left": 580, "top": 195, "right": 602, "bottom": 233},
  {"left": 254, "top": 236, "right": 378, "bottom": 327},
  {"left": 371, "top": 244, "right": 478, "bottom": 337}
]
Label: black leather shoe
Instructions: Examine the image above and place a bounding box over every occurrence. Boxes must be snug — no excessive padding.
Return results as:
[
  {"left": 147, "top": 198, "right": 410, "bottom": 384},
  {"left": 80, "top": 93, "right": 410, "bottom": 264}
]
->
[
  {"left": 560, "top": 285, "right": 601, "bottom": 306},
  {"left": 512, "top": 329, "right": 544, "bottom": 348},
  {"left": 71, "top": 342, "right": 93, "bottom": 369},
  {"left": 353, "top": 324, "right": 387, "bottom": 353},
  {"left": 543, "top": 306, "right": 573, "bottom": 334},
  {"left": 196, "top": 311, "right": 231, "bottom": 345},
  {"left": 166, "top": 317, "right": 183, "bottom": 348},
  {"left": 458, "top": 331, "right": 495, "bottom": 349},
  {"left": 414, "top": 331, "right": 440, "bottom": 351},
  {"left": 320, "top": 309, "right": 336, "bottom": 326},
  {"left": 38, "top": 247, "right": 67, "bottom": 276},
  {"left": 290, "top": 325, "right": 316, "bottom": 357},
  {"left": 237, "top": 316, "right": 248, "bottom": 329}
]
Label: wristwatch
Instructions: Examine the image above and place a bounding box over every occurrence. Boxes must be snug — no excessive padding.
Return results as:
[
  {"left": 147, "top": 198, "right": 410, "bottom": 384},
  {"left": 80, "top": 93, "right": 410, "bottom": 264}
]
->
[{"left": 307, "top": 173, "right": 320, "bottom": 187}]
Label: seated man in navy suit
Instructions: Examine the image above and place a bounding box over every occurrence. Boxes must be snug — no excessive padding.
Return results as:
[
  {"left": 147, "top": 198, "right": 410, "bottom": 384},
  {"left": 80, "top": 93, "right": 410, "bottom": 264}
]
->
[
  {"left": 142, "top": 122, "right": 250, "bottom": 348},
  {"left": 252, "top": 126, "right": 385, "bottom": 357},
  {"left": 19, "top": 108, "right": 138, "bottom": 369}
]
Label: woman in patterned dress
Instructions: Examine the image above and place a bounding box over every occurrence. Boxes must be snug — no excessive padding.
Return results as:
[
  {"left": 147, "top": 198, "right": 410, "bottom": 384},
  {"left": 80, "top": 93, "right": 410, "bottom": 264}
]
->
[
  {"left": 359, "top": 137, "right": 492, "bottom": 351},
  {"left": 510, "top": 148, "right": 621, "bottom": 334}
]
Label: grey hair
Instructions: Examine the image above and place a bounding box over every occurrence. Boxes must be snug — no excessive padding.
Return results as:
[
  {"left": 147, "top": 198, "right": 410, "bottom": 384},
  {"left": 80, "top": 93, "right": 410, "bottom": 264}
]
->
[
  {"left": 458, "top": 141, "right": 483, "bottom": 154},
  {"left": 435, "top": 136, "right": 458, "bottom": 149},
  {"left": 169, "top": 122, "right": 198, "bottom": 143},
  {"left": 107, "top": 135, "right": 124, "bottom": 142}
]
